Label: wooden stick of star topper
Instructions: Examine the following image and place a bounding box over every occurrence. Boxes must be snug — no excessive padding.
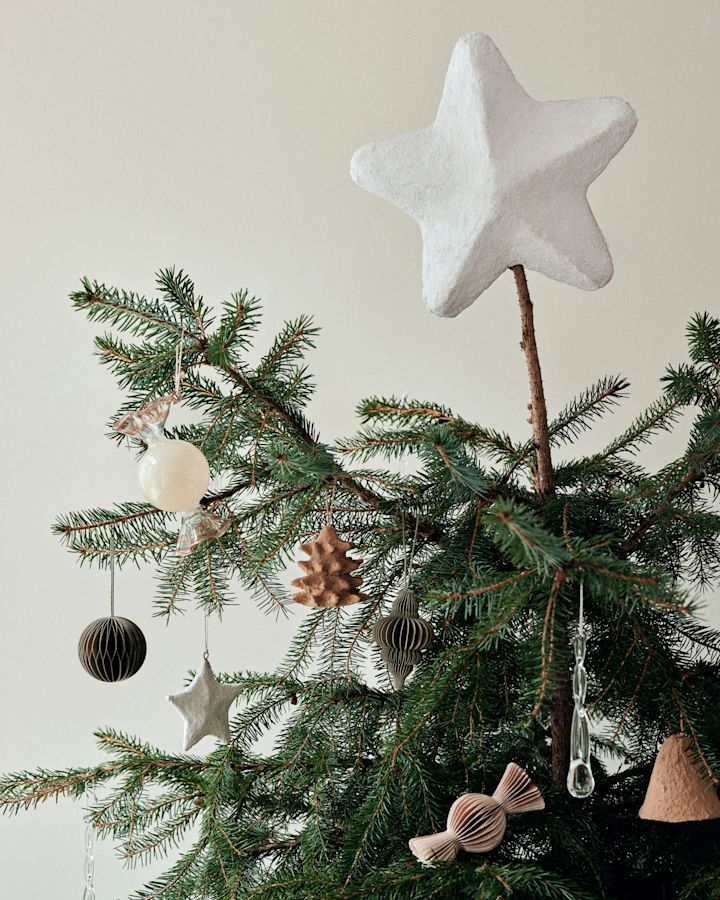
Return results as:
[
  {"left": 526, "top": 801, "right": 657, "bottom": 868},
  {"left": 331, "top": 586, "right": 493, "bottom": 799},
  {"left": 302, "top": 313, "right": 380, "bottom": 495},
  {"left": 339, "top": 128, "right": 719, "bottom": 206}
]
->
[{"left": 350, "top": 32, "right": 636, "bottom": 787}]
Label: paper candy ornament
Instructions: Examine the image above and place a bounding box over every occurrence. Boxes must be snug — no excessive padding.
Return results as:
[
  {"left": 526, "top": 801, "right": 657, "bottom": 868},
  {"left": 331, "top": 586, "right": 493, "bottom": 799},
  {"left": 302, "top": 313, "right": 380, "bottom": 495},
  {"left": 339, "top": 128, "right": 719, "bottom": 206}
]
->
[
  {"left": 372, "top": 587, "right": 433, "bottom": 690},
  {"left": 351, "top": 32, "right": 637, "bottom": 317},
  {"left": 409, "top": 763, "right": 544, "bottom": 864},
  {"left": 292, "top": 526, "right": 366, "bottom": 608},
  {"left": 114, "top": 395, "right": 229, "bottom": 556},
  {"left": 639, "top": 734, "right": 720, "bottom": 823}
]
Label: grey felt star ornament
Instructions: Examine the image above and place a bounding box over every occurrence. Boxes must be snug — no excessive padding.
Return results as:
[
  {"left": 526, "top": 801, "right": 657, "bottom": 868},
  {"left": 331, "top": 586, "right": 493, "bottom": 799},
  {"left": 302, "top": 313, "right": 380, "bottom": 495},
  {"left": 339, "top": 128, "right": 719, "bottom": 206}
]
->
[
  {"left": 351, "top": 32, "right": 637, "bottom": 317},
  {"left": 167, "top": 657, "right": 242, "bottom": 752}
]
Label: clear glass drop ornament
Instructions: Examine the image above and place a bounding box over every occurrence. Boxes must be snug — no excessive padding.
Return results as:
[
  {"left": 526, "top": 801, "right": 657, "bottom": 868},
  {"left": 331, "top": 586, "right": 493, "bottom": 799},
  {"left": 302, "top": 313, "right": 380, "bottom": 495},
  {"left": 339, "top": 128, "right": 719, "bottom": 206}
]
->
[
  {"left": 82, "top": 783, "right": 97, "bottom": 900},
  {"left": 567, "top": 582, "right": 595, "bottom": 798}
]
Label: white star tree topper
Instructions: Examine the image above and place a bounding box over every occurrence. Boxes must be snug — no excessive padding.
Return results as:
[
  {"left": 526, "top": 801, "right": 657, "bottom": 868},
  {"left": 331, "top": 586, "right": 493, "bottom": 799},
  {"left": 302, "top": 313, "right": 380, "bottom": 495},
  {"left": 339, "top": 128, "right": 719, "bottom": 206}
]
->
[
  {"left": 351, "top": 33, "right": 637, "bottom": 317},
  {"left": 168, "top": 657, "right": 242, "bottom": 752}
]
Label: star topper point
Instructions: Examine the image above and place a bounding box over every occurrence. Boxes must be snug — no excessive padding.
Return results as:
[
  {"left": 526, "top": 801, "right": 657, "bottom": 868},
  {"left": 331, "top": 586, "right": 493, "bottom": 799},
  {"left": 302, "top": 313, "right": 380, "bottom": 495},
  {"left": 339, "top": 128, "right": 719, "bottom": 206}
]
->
[{"left": 350, "top": 32, "right": 637, "bottom": 317}]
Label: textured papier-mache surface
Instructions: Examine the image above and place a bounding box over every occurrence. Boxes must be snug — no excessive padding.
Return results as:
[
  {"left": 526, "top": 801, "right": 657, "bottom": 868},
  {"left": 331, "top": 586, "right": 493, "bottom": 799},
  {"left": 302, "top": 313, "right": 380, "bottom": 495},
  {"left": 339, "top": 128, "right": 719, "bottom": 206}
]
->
[
  {"left": 292, "top": 525, "right": 366, "bottom": 608},
  {"left": 639, "top": 734, "right": 720, "bottom": 822},
  {"left": 351, "top": 32, "right": 637, "bottom": 317},
  {"left": 167, "top": 658, "right": 243, "bottom": 752}
]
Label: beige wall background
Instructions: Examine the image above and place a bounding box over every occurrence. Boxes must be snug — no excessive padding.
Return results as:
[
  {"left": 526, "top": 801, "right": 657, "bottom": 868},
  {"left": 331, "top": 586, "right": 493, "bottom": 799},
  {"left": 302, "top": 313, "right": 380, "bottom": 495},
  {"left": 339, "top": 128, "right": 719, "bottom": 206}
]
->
[{"left": 1, "top": 0, "right": 718, "bottom": 894}]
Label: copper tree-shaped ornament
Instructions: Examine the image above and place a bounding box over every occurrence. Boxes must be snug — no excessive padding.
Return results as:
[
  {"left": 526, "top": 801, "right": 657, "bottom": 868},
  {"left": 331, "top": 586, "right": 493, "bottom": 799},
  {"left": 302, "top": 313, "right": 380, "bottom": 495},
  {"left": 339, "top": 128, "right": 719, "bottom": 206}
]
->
[
  {"left": 292, "top": 525, "right": 366, "bottom": 608},
  {"left": 409, "top": 763, "right": 544, "bottom": 865},
  {"left": 373, "top": 587, "right": 433, "bottom": 690}
]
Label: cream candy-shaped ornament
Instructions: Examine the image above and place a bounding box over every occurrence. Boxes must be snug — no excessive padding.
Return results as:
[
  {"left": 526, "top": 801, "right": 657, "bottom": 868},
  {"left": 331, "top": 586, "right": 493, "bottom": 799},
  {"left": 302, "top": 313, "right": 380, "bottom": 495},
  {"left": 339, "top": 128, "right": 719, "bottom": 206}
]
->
[
  {"left": 409, "top": 763, "right": 544, "bottom": 865},
  {"left": 114, "top": 394, "right": 229, "bottom": 556}
]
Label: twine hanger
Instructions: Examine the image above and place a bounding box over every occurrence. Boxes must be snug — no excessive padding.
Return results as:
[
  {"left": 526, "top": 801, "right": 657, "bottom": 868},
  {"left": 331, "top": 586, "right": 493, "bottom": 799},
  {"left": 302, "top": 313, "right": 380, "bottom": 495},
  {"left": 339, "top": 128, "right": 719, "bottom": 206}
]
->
[
  {"left": 109, "top": 533, "right": 116, "bottom": 619},
  {"left": 174, "top": 326, "right": 185, "bottom": 400},
  {"left": 400, "top": 508, "right": 420, "bottom": 589},
  {"left": 325, "top": 481, "right": 337, "bottom": 527}
]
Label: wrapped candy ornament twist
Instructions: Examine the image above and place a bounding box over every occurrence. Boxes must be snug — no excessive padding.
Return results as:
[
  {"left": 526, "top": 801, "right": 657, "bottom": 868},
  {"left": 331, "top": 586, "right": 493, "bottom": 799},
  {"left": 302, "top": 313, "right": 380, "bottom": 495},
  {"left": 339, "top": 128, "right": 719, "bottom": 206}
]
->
[
  {"left": 114, "top": 394, "right": 229, "bottom": 556},
  {"left": 409, "top": 763, "right": 544, "bottom": 864}
]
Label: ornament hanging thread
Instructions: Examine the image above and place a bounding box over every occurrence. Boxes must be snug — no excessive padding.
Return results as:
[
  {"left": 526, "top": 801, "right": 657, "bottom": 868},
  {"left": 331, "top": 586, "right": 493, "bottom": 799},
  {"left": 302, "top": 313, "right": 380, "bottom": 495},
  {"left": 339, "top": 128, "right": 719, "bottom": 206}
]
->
[
  {"left": 372, "top": 515, "right": 432, "bottom": 690},
  {"left": 292, "top": 491, "right": 366, "bottom": 608},
  {"left": 77, "top": 536, "right": 146, "bottom": 683}
]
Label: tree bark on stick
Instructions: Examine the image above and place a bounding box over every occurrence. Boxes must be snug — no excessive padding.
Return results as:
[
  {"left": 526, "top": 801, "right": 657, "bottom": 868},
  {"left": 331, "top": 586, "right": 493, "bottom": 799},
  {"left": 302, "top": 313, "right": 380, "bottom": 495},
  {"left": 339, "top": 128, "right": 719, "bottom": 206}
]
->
[
  {"left": 511, "top": 265, "right": 555, "bottom": 498},
  {"left": 510, "top": 264, "right": 572, "bottom": 787}
]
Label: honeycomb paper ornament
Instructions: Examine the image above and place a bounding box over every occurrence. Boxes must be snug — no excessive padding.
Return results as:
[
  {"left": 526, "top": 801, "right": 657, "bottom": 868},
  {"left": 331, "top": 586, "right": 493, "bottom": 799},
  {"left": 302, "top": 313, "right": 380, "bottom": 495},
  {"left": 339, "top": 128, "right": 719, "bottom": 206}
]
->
[
  {"left": 639, "top": 734, "right": 720, "bottom": 822},
  {"left": 372, "top": 588, "right": 433, "bottom": 690},
  {"left": 78, "top": 616, "right": 147, "bottom": 682},
  {"left": 409, "top": 763, "right": 544, "bottom": 865},
  {"left": 292, "top": 525, "right": 366, "bottom": 608}
]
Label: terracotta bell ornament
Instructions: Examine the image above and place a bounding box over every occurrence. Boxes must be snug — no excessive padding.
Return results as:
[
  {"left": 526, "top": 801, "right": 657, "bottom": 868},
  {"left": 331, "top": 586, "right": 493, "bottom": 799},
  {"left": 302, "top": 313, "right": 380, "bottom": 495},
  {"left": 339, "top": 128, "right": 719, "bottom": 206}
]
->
[{"left": 639, "top": 734, "right": 720, "bottom": 823}]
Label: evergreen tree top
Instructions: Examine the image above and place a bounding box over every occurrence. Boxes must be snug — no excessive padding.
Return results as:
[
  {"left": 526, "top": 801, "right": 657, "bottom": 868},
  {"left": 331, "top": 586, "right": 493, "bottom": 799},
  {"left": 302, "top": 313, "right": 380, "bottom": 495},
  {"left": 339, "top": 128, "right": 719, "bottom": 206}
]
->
[{"left": 2, "top": 268, "right": 720, "bottom": 899}]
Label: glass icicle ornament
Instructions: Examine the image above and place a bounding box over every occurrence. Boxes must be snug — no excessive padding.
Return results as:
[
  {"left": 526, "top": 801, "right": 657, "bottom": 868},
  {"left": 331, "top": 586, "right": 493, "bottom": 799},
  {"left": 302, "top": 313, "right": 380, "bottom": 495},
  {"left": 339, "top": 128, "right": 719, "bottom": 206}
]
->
[
  {"left": 566, "top": 580, "right": 595, "bottom": 798},
  {"left": 82, "top": 783, "right": 96, "bottom": 900},
  {"left": 114, "top": 394, "right": 229, "bottom": 556}
]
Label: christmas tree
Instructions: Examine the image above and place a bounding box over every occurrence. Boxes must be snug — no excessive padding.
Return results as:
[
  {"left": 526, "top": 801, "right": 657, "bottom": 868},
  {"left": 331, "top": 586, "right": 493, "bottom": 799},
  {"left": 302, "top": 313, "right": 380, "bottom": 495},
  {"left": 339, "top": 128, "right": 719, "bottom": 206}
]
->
[
  {"left": 1, "top": 265, "right": 719, "bottom": 899},
  {"left": 4, "top": 31, "right": 720, "bottom": 900}
]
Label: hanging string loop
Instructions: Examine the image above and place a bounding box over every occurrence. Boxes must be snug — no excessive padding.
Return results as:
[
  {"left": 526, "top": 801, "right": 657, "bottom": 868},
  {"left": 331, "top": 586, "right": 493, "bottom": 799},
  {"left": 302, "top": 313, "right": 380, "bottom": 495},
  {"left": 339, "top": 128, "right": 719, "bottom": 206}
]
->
[
  {"left": 109, "top": 534, "right": 116, "bottom": 619},
  {"left": 173, "top": 326, "right": 185, "bottom": 400}
]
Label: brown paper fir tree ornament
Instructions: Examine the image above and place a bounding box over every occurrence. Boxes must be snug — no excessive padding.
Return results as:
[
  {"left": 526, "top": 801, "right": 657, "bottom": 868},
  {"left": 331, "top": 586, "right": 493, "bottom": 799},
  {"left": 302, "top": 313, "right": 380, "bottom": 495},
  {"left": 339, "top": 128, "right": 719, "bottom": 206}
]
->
[
  {"left": 409, "top": 763, "right": 544, "bottom": 865},
  {"left": 639, "top": 734, "right": 720, "bottom": 822},
  {"left": 292, "top": 525, "right": 366, "bottom": 608},
  {"left": 372, "top": 587, "right": 433, "bottom": 690}
]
